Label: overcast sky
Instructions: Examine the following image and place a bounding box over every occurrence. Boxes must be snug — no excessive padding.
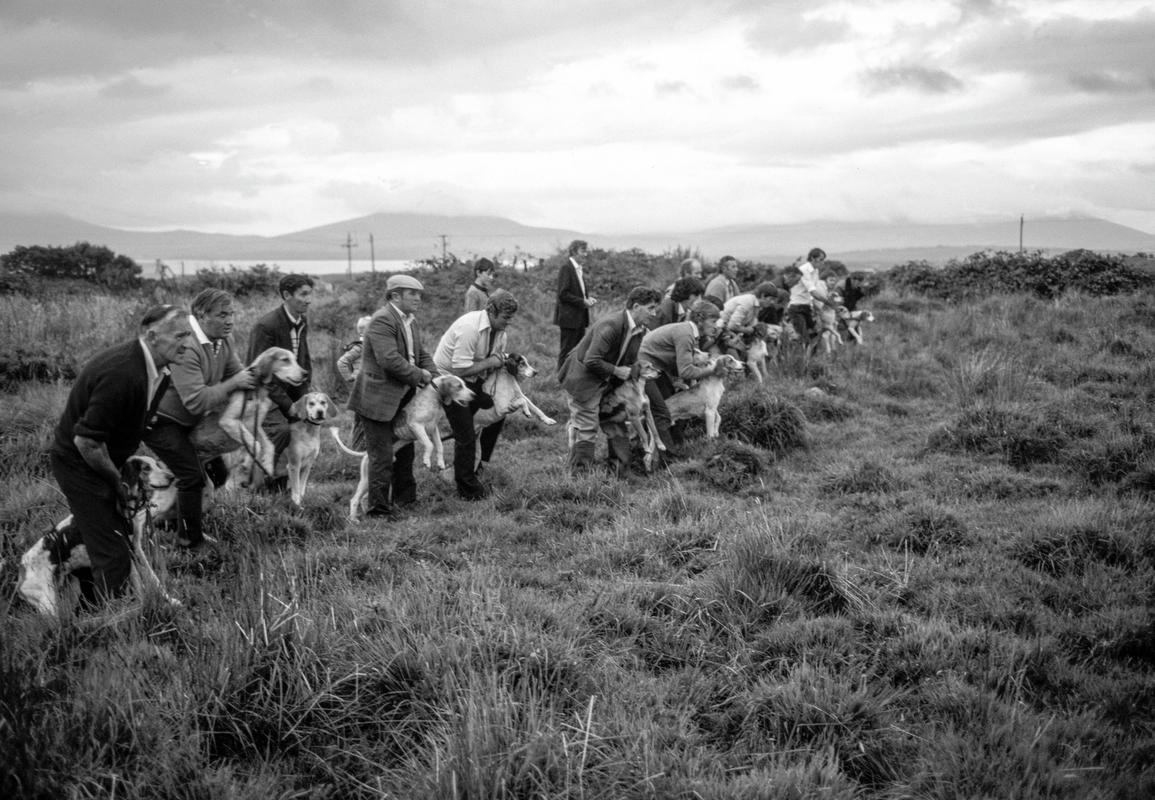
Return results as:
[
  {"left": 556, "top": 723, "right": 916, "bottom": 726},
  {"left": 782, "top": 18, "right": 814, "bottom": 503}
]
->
[{"left": 1, "top": 0, "right": 1152, "bottom": 236}]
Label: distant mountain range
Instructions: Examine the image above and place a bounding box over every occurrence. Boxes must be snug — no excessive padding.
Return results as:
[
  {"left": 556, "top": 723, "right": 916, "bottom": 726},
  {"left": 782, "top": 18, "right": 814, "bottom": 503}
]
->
[{"left": 1, "top": 211, "right": 1152, "bottom": 270}]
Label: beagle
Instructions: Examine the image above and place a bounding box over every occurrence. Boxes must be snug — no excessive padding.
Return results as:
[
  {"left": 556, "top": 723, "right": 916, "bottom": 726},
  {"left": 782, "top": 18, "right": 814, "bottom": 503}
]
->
[
  {"left": 218, "top": 346, "right": 308, "bottom": 488},
  {"left": 664, "top": 353, "right": 746, "bottom": 439},
  {"left": 744, "top": 322, "right": 785, "bottom": 384},
  {"left": 18, "top": 455, "right": 180, "bottom": 615},
  {"left": 472, "top": 353, "right": 557, "bottom": 441},
  {"left": 329, "top": 374, "right": 474, "bottom": 520},
  {"left": 285, "top": 391, "right": 339, "bottom": 507},
  {"left": 838, "top": 308, "right": 875, "bottom": 345},
  {"left": 596, "top": 360, "right": 664, "bottom": 472}
]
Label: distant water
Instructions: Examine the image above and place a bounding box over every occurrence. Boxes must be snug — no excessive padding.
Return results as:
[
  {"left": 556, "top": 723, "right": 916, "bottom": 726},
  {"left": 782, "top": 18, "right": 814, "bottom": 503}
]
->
[{"left": 145, "top": 259, "right": 418, "bottom": 278}]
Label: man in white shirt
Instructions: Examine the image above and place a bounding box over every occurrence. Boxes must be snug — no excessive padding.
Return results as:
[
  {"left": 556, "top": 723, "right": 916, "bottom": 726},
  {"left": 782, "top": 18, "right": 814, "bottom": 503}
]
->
[
  {"left": 787, "top": 247, "right": 834, "bottom": 344},
  {"left": 434, "top": 290, "right": 519, "bottom": 500}
]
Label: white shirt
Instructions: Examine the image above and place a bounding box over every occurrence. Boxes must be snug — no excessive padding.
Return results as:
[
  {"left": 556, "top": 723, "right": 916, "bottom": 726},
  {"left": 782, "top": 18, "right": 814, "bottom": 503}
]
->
[
  {"left": 570, "top": 256, "right": 587, "bottom": 297},
  {"left": 433, "top": 310, "right": 507, "bottom": 373},
  {"left": 789, "top": 261, "right": 828, "bottom": 307},
  {"left": 719, "top": 294, "right": 758, "bottom": 331},
  {"left": 388, "top": 302, "right": 416, "bottom": 363},
  {"left": 137, "top": 336, "right": 168, "bottom": 406}
]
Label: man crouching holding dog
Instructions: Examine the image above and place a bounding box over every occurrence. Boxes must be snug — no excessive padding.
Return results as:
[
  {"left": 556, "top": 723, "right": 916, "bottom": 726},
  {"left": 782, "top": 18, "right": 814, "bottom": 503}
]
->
[
  {"left": 347, "top": 274, "right": 436, "bottom": 520},
  {"left": 144, "top": 289, "right": 256, "bottom": 549},
  {"left": 559, "top": 286, "right": 662, "bottom": 477},
  {"left": 50, "top": 305, "right": 192, "bottom": 608}
]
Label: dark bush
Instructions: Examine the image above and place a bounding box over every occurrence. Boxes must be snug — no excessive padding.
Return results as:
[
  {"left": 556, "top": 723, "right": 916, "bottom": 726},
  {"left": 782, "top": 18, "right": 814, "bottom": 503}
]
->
[
  {"left": 186, "top": 263, "right": 283, "bottom": 298},
  {"left": 1, "top": 242, "right": 142, "bottom": 290}
]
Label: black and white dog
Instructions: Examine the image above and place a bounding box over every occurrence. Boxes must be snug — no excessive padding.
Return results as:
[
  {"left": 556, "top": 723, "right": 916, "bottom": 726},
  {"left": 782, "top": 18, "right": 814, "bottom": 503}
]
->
[{"left": 18, "top": 455, "right": 181, "bottom": 615}]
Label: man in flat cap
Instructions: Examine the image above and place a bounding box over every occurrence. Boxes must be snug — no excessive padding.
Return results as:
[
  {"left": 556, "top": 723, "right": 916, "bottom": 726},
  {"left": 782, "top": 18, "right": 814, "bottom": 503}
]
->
[{"left": 347, "top": 274, "right": 436, "bottom": 519}]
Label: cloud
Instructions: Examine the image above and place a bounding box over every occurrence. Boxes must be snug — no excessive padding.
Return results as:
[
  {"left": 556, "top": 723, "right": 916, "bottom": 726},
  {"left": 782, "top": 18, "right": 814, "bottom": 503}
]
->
[
  {"left": 99, "top": 76, "right": 170, "bottom": 100},
  {"left": 720, "top": 74, "right": 760, "bottom": 91},
  {"left": 861, "top": 64, "right": 965, "bottom": 94},
  {"left": 1067, "top": 71, "right": 1155, "bottom": 94}
]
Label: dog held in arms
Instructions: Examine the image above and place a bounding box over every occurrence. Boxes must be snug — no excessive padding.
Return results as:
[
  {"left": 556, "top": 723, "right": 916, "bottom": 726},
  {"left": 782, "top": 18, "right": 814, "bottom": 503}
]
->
[
  {"left": 216, "top": 346, "right": 308, "bottom": 488},
  {"left": 663, "top": 353, "right": 746, "bottom": 439},
  {"left": 471, "top": 353, "right": 557, "bottom": 444},
  {"left": 19, "top": 455, "right": 180, "bottom": 615},
  {"left": 329, "top": 374, "right": 475, "bottom": 520}
]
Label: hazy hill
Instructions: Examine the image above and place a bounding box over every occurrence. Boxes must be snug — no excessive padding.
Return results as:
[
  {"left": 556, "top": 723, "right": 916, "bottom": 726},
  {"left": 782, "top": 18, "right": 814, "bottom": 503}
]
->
[{"left": 1, "top": 211, "right": 1152, "bottom": 269}]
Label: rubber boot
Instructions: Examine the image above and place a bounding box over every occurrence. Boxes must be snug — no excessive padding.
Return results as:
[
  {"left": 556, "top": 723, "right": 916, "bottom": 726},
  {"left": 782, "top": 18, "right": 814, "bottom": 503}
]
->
[
  {"left": 568, "top": 440, "right": 597, "bottom": 475},
  {"left": 175, "top": 488, "right": 203, "bottom": 547}
]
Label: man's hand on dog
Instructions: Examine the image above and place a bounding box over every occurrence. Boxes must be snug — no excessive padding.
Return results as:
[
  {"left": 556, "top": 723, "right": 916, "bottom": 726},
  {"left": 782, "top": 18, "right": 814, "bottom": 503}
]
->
[{"left": 226, "top": 367, "right": 257, "bottom": 392}]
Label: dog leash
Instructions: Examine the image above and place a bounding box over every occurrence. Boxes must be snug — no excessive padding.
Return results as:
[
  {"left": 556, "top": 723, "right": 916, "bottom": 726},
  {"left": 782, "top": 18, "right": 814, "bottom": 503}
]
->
[{"left": 237, "top": 390, "right": 274, "bottom": 486}]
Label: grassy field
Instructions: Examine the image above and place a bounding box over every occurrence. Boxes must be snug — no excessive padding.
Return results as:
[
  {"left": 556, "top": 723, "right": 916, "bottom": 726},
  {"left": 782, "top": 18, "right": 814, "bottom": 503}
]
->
[{"left": 1, "top": 267, "right": 1153, "bottom": 799}]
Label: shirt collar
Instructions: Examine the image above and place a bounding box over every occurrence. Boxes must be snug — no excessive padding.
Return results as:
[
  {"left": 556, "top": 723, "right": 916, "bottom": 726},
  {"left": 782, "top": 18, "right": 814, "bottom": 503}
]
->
[
  {"left": 389, "top": 301, "right": 414, "bottom": 324},
  {"left": 687, "top": 321, "right": 700, "bottom": 339},
  {"left": 283, "top": 305, "right": 303, "bottom": 327},
  {"left": 570, "top": 256, "right": 583, "bottom": 271},
  {"left": 472, "top": 282, "right": 490, "bottom": 294},
  {"left": 137, "top": 336, "right": 164, "bottom": 387},
  {"left": 189, "top": 314, "right": 211, "bottom": 346}
]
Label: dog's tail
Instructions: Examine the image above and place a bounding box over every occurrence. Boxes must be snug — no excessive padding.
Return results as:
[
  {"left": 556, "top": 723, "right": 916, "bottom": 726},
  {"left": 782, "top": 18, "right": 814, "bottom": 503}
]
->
[{"left": 328, "top": 427, "right": 366, "bottom": 458}]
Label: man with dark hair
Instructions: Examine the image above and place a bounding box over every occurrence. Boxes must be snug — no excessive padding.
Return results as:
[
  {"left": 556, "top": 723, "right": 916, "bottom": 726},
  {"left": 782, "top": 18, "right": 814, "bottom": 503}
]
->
[
  {"left": 639, "top": 300, "right": 728, "bottom": 460},
  {"left": 145, "top": 289, "right": 255, "bottom": 548},
  {"left": 665, "top": 257, "right": 703, "bottom": 296},
  {"left": 656, "top": 276, "right": 704, "bottom": 327},
  {"left": 786, "top": 248, "right": 832, "bottom": 344},
  {"left": 248, "top": 273, "right": 314, "bottom": 489},
  {"left": 559, "top": 286, "right": 662, "bottom": 476},
  {"left": 553, "top": 239, "right": 597, "bottom": 370},
  {"left": 348, "top": 274, "right": 435, "bottom": 519},
  {"left": 434, "top": 289, "right": 520, "bottom": 499},
  {"left": 51, "top": 305, "right": 192, "bottom": 607},
  {"left": 720, "top": 281, "right": 788, "bottom": 335},
  {"left": 464, "top": 258, "right": 496, "bottom": 313},
  {"left": 704, "top": 255, "right": 740, "bottom": 305}
]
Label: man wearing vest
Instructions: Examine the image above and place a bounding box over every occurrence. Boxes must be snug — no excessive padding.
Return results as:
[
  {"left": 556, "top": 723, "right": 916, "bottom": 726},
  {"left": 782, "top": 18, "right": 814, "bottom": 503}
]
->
[
  {"left": 347, "top": 274, "right": 435, "bottom": 519},
  {"left": 248, "top": 273, "right": 314, "bottom": 490}
]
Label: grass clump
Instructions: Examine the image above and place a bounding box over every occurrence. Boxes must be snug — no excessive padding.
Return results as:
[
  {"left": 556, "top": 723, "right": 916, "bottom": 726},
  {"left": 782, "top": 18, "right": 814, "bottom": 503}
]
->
[{"left": 719, "top": 386, "right": 808, "bottom": 455}]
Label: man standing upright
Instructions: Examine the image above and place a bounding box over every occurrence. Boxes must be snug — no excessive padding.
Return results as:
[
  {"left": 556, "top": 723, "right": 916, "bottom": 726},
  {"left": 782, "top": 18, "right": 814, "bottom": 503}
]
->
[
  {"left": 786, "top": 247, "right": 831, "bottom": 344},
  {"left": 554, "top": 239, "right": 597, "bottom": 370},
  {"left": 347, "top": 274, "right": 435, "bottom": 519},
  {"left": 463, "top": 258, "right": 495, "bottom": 313},
  {"left": 248, "top": 274, "right": 314, "bottom": 490},
  {"left": 51, "top": 305, "right": 192, "bottom": 607},
  {"left": 559, "top": 286, "right": 662, "bottom": 476}
]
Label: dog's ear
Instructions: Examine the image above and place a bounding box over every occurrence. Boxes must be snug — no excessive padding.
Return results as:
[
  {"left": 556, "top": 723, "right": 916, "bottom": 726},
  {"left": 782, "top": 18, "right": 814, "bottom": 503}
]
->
[
  {"left": 503, "top": 353, "right": 518, "bottom": 374},
  {"left": 289, "top": 396, "right": 306, "bottom": 420},
  {"left": 628, "top": 361, "right": 642, "bottom": 380},
  {"left": 253, "top": 349, "right": 276, "bottom": 383},
  {"left": 324, "top": 395, "right": 339, "bottom": 420}
]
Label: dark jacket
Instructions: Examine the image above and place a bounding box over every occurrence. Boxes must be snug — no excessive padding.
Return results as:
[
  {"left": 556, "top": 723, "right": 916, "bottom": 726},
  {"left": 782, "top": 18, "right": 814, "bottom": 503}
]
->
[
  {"left": 553, "top": 258, "right": 590, "bottom": 330},
  {"left": 558, "top": 310, "right": 643, "bottom": 403},
  {"left": 347, "top": 304, "right": 436, "bottom": 423},
  {"left": 247, "top": 305, "right": 311, "bottom": 416}
]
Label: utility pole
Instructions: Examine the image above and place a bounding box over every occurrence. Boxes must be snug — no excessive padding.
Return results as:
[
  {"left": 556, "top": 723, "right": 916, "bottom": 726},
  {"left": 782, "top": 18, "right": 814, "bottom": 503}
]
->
[
  {"left": 369, "top": 234, "right": 376, "bottom": 273},
  {"left": 439, "top": 233, "right": 449, "bottom": 268},
  {"left": 1019, "top": 214, "right": 1024, "bottom": 253},
  {"left": 342, "top": 232, "right": 357, "bottom": 278}
]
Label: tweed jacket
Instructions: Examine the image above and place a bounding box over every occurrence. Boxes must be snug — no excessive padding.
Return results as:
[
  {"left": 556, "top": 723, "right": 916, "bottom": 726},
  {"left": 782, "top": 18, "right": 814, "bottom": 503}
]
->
[
  {"left": 704, "top": 274, "right": 740, "bottom": 305},
  {"left": 654, "top": 295, "right": 688, "bottom": 328},
  {"left": 638, "top": 322, "right": 716, "bottom": 383},
  {"left": 552, "top": 257, "right": 590, "bottom": 330},
  {"left": 247, "top": 305, "right": 311, "bottom": 415},
  {"left": 558, "top": 310, "right": 645, "bottom": 403},
  {"left": 156, "top": 317, "right": 243, "bottom": 427},
  {"left": 347, "top": 303, "right": 436, "bottom": 423},
  {"left": 52, "top": 339, "right": 154, "bottom": 470}
]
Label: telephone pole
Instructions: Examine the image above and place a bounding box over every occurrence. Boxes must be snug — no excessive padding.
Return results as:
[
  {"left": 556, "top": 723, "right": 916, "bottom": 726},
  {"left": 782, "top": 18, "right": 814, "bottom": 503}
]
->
[
  {"left": 439, "top": 234, "right": 449, "bottom": 268},
  {"left": 369, "top": 234, "right": 376, "bottom": 273},
  {"left": 342, "top": 232, "right": 357, "bottom": 278},
  {"left": 1019, "top": 214, "right": 1024, "bottom": 253}
]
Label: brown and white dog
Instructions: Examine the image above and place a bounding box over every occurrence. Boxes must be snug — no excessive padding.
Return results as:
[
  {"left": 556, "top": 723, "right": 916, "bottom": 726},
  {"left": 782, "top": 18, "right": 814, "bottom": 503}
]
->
[
  {"left": 329, "top": 374, "right": 474, "bottom": 520},
  {"left": 664, "top": 353, "right": 746, "bottom": 439},
  {"left": 18, "top": 455, "right": 180, "bottom": 615},
  {"left": 472, "top": 353, "right": 557, "bottom": 442},
  {"left": 744, "top": 322, "right": 786, "bottom": 384},
  {"left": 218, "top": 347, "right": 308, "bottom": 488},
  {"left": 595, "top": 360, "right": 664, "bottom": 472},
  {"left": 285, "top": 391, "right": 340, "bottom": 506},
  {"left": 838, "top": 308, "right": 875, "bottom": 345}
]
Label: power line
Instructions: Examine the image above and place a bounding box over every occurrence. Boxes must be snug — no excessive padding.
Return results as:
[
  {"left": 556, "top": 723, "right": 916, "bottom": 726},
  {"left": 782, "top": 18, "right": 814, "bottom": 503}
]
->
[{"left": 341, "top": 232, "right": 357, "bottom": 277}]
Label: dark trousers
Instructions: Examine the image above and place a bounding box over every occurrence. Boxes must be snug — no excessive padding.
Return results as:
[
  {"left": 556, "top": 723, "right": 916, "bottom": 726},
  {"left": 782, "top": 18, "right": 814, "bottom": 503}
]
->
[
  {"left": 144, "top": 419, "right": 206, "bottom": 545},
  {"left": 359, "top": 414, "right": 416, "bottom": 516},
  {"left": 50, "top": 452, "right": 132, "bottom": 606},
  {"left": 444, "top": 399, "right": 503, "bottom": 498},
  {"left": 558, "top": 326, "right": 586, "bottom": 371},
  {"left": 787, "top": 305, "right": 816, "bottom": 344},
  {"left": 645, "top": 374, "right": 679, "bottom": 452},
  {"left": 262, "top": 407, "right": 292, "bottom": 476}
]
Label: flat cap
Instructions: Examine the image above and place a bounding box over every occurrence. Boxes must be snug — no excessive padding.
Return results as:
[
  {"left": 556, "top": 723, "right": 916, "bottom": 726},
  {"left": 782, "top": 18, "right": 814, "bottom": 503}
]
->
[{"left": 386, "top": 274, "right": 424, "bottom": 292}]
